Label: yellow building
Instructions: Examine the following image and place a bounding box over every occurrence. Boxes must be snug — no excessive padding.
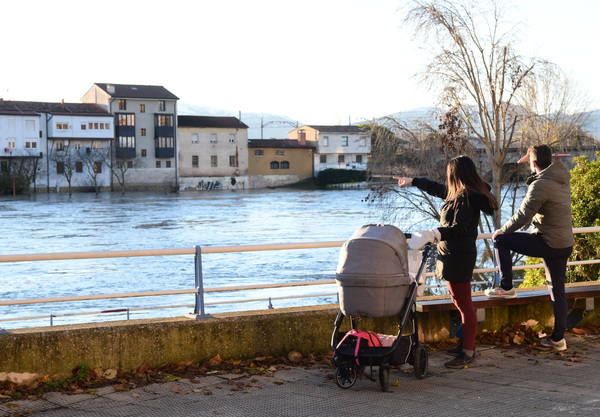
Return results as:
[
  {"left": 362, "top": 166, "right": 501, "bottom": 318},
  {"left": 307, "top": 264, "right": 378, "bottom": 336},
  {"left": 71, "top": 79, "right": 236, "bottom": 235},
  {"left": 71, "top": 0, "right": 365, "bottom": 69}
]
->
[{"left": 248, "top": 139, "right": 314, "bottom": 187}]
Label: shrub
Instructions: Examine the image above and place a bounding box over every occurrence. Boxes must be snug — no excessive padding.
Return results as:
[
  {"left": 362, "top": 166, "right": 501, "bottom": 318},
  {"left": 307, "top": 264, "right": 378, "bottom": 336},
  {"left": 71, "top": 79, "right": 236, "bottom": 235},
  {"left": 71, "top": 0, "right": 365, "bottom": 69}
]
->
[{"left": 316, "top": 169, "right": 366, "bottom": 187}]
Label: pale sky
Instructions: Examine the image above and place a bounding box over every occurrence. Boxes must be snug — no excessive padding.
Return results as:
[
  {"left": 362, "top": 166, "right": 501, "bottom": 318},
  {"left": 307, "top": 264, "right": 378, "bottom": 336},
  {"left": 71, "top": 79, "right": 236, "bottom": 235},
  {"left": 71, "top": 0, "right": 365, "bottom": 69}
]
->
[{"left": 1, "top": 0, "right": 599, "bottom": 124}]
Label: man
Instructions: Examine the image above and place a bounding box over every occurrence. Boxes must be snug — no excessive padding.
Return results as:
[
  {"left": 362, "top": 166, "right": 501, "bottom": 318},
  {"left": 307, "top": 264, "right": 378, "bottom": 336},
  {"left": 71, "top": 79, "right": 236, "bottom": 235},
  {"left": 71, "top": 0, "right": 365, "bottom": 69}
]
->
[{"left": 485, "top": 145, "right": 573, "bottom": 351}]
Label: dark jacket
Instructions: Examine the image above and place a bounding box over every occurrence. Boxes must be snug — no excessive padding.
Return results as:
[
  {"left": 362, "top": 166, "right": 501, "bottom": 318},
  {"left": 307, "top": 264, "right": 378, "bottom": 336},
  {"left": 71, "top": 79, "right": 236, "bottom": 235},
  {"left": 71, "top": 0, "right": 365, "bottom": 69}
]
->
[
  {"left": 501, "top": 162, "right": 573, "bottom": 249},
  {"left": 413, "top": 178, "right": 495, "bottom": 282}
]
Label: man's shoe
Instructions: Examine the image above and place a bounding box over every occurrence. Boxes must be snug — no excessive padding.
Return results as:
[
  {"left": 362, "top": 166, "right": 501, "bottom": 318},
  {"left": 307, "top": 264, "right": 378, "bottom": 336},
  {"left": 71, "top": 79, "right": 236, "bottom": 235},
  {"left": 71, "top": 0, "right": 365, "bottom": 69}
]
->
[
  {"left": 444, "top": 351, "right": 474, "bottom": 369},
  {"left": 484, "top": 287, "right": 517, "bottom": 299},
  {"left": 540, "top": 337, "right": 567, "bottom": 351}
]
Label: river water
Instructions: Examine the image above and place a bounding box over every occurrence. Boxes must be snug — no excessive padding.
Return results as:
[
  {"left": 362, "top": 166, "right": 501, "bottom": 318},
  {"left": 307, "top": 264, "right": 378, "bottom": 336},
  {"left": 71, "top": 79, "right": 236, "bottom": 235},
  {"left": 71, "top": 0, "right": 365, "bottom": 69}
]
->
[{"left": 0, "top": 187, "right": 513, "bottom": 329}]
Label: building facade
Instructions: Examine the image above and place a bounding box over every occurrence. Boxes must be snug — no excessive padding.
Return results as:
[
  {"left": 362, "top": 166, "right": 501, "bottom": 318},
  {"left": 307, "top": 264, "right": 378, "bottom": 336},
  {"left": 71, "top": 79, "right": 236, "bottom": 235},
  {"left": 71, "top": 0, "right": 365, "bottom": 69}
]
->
[
  {"left": 177, "top": 115, "right": 249, "bottom": 191},
  {"left": 288, "top": 125, "right": 370, "bottom": 175},
  {"left": 82, "top": 83, "right": 179, "bottom": 191},
  {"left": 247, "top": 139, "right": 314, "bottom": 188},
  {"left": 0, "top": 100, "right": 113, "bottom": 192}
]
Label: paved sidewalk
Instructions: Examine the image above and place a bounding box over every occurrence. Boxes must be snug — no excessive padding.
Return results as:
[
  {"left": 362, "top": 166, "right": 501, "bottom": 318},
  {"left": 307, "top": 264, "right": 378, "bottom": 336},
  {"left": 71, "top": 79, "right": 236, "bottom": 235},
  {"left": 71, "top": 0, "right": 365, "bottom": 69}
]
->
[{"left": 2, "top": 333, "right": 600, "bottom": 417}]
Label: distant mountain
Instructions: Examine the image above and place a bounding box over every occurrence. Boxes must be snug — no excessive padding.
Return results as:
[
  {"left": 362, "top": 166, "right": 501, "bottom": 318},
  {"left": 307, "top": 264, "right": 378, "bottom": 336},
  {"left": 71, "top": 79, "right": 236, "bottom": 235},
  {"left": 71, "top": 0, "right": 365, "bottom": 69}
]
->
[
  {"left": 581, "top": 110, "right": 600, "bottom": 139},
  {"left": 178, "top": 103, "right": 301, "bottom": 139}
]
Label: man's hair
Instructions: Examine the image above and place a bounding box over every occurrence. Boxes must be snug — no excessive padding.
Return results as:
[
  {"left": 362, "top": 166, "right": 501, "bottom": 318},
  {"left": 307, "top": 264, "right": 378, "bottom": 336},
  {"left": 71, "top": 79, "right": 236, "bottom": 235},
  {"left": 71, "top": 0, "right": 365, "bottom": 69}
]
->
[{"left": 528, "top": 144, "right": 552, "bottom": 170}]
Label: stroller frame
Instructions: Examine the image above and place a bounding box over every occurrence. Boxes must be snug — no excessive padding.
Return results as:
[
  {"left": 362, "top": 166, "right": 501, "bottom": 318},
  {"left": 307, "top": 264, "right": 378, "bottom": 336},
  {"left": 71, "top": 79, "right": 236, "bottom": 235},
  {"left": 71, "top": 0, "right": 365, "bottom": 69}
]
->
[{"left": 331, "top": 242, "right": 432, "bottom": 391}]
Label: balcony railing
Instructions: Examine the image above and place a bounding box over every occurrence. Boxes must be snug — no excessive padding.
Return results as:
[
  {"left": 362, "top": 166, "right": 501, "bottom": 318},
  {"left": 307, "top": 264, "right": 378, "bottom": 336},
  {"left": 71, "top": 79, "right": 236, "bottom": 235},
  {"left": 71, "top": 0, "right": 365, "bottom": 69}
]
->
[
  {"left": 116, "top": 147, "right": 136, "bottom": 159},
  {"left": 155, "top": 146, "right": 174, "bottom": 158},
  {"left": 0, "top": 227, "right": 599, "bottom": 328},
  {"left": 155, "top": 126, "right": 174, "bottom": 137}
]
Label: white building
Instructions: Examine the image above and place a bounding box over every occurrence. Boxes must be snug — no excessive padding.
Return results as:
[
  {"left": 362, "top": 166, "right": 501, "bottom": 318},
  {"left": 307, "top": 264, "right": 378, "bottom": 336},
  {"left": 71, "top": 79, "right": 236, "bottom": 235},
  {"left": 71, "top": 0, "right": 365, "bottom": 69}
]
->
[
  {"left": 0, "top": 100, "right": 113, "bottom": 192},
  {"left": 288, "top": 125, "right": 370, "bottom": 175}
]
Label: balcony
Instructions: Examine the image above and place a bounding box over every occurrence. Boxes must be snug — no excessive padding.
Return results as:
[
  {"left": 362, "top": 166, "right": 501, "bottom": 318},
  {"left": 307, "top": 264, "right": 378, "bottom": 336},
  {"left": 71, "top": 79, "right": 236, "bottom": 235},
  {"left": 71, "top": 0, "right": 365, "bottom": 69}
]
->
[
  {"left": 116, "top": 147, "right": 136, "bottom": 159},
  {"left": 116, "top": 126, "right": 135, "bottom": 137},
  {"left": 155, "top": 126, "right": 174, "bottom": 137},
  {"left": 155, "top": 146, "right": 174, "bottom": 158}
]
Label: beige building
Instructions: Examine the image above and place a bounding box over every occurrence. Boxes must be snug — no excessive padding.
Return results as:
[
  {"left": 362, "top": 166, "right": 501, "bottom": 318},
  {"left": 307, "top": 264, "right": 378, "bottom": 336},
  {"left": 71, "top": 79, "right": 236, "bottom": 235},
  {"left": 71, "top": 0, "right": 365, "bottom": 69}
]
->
[
  {"left": 288, "top": 125, "right": 370, "bottom": 175},
  {"left": 177, "top": 115, "right": 249, "bottom": 191},
  {"left": 248, "top": 139, "right": 314, "bottom": 188},
  {"left": 82, "top": 83, "right": 179, "bottom": 191}
]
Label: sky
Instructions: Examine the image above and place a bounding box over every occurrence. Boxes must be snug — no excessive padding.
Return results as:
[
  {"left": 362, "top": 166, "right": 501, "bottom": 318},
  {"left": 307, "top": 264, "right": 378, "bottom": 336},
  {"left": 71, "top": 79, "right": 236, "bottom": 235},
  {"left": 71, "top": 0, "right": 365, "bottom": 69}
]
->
[{"left": 1, "top": 0, "right": 599, "bottom": 125}]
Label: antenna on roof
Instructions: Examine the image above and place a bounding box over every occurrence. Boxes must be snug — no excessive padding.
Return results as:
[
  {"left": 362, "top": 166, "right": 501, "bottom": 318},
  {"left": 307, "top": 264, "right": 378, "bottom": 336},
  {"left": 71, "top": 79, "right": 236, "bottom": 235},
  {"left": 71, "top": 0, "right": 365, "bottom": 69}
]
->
[{"left": 348, "top": 115, "right": 351, "bottom": 126}]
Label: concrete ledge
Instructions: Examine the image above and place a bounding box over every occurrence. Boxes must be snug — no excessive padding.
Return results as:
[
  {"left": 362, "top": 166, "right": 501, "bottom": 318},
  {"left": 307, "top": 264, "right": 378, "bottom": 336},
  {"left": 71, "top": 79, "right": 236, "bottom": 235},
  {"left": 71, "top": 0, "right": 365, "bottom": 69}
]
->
[{"left": 2, "top": 289, "right": 600, "bottom": 378}]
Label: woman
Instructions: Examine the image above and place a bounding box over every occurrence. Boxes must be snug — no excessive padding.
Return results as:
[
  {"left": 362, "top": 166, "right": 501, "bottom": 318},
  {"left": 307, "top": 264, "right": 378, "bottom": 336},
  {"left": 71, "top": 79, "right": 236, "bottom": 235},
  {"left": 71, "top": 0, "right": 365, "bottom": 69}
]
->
[{"left": 395, "top": 155, "right": 498, "bottom": 368}]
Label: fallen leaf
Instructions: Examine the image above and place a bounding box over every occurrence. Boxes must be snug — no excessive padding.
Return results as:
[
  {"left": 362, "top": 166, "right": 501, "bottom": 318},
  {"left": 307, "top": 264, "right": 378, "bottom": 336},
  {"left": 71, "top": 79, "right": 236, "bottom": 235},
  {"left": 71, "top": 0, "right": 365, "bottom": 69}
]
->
[
  {"left": 132, "top": 393, "right": 141, "bottom": 399},
  {"left": 273, "top": 380, "right": 284, "bottom": 385}
]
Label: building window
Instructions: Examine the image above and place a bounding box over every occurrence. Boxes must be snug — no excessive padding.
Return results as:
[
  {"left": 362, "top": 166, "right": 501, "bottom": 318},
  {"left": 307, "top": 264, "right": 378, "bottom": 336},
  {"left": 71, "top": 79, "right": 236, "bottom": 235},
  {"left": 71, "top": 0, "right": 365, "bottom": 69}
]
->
[
  {"left": 270, "top": 161, "right": 279, "bottom": 169},
  {"left": 7, "top": 140, "right": 15, "bottom": 149},
  {"left": 81, "top": 123, "right": 86, "bottom": 130},
  {"left": 26, "top": 141, "right": 38, "bottom": 149},
  {"left": 229, "top": 155, "right": 237, "bottom": 167},
  {"left": 156, "top": 161, "right": 161, "bottom": 168},
  {"left": 105, "top": 122, "right": 110, "bottom": 129},
  {"left": 56, "top": 141, "right": 65, "bottom": 151},
  {"left": 211, "top": 155, "right": 218, "bottom": 167},
  {"left": 192, "top": 133, "right": 199, "bottom": 144},
  {"left": 281, "top": 161, "right": 290, "bottom": 169},
  {"left": 93, "top": 122, "right": 98, "bottom": 129},
  {"left": 210, "top": 133, "right": 217, "bottom": 143},
  {"left": 118, "top": 113, "right": 135, "bottom": 126},
  {"left": 229, "top": 133, "right": 236, "bottom": 143},
  {"left": 254, "top": 149, "right": 264, "bottom": 156},
  {"left": 341, "top": 136, "right": 349, "bottom": 147},
  {"left": 92, "top": 141, "right": 102, "bottom": 149},
  {"left": 89, "top": 122, "right": 93, "bottom": 129},
  {"left": 356, "top": 155, "right": 363, "bottom": 163},
  {"left": 32, "top": 141, "right": 37, "bottom": 148},
  {"left": 156, "top": 114, "right": 173, "bottom": 126},
  {"left": 192, "top": 155, "right": 199, "bottom": 167},
  {"left": 157, "top": 137, "right": 173, "bottom": 148},
  {"left": 140, "top": 128, "right": 146, "bottom": 136},
  {"left": 75, "top": 161, "right": 83, "bottom": 173},
  {"left": 159, "top": 100, "right": 166, "bottom": 111},
  {"left": 166, "top": 160, "right": 171, "bottom": 168},
  {"left": 127, "top": 160, "right": 133, "bottom": 168},
  {"left": 118, "top": 136, "right": 135, "bottom": 148},
  {"left": 275, "top": 150, "right": 284, "bottom": 156},
  {"left": 320, "top": 154, "right": 327, "bottom": 163},
  {"left": 141, "top": 149, "right": 147, "bottom": 157},
  {"left": 323, "top": 136, "right": 329, "bottom": 146},
  {"left": 56, "top": 122, "right": 68, "bottom": 130},
  {"left": 338, "top": 155, "right": 345, "bottom": 163},
  {"left": 56, "top": 162, "right": 64, "bottom": 174},
  {"left": 360, "top": 136, "right": 367, "bottom": 147},
  {"left": 25, "top": 141, "right": 31, "bottom": 148},
  {"left": 118, "top": 99, "right": 126, "bottom": 110},
  {"left": 73, "top": 143, "right": 81, "bottom": 150},
  {"left": 94, "top": 161, "right": 102, "bottom": 173},
  {"left": 140, "top": 104, "right": 145, "bottom": 113}
]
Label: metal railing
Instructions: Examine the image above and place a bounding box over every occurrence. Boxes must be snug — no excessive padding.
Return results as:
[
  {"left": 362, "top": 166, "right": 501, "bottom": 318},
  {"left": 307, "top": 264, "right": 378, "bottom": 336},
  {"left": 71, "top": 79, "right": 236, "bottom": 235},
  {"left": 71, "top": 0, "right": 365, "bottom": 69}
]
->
[{"left": 0, "top": 227, "right": 599, "bottom": 327}]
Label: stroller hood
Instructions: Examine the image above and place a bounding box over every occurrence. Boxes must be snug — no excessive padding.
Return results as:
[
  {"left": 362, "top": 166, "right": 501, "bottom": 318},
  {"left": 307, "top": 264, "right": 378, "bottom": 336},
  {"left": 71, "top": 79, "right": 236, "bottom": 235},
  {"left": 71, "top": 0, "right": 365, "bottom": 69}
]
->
[{"left": 336, "top": 224, "right": 413, "bottom": 317}]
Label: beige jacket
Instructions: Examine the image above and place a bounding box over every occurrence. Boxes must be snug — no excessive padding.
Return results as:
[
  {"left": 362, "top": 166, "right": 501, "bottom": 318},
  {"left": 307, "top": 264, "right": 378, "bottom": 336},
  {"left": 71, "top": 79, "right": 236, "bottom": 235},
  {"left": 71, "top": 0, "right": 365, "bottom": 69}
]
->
[{"left": 501, "top": 161, "right": 573, "bottom": 248}]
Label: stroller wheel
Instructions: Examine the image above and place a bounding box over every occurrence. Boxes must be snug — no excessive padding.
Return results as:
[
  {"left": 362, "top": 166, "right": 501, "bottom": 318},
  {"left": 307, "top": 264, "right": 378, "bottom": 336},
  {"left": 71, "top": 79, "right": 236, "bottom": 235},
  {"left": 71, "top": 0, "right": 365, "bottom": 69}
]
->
[
  {"left": 378, "top": 366, "right": 390, "bottom": 392},
  {"left": 335, "top": 365, "right": 358, "bottom": 389},
  {"left": 413, "top": 344, "right": 428, "bottom": 379}
]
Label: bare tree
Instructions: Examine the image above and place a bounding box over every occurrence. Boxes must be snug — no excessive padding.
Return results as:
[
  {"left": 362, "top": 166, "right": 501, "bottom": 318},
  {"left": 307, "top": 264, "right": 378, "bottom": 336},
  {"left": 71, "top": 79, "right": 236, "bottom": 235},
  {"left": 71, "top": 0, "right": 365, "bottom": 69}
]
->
[
  {"left": 111, "top": 157, "right": 133, "bottom": 195},
  {"left": 81, "top": 143, "right": 110, "bottom": 195},
  {"left": 49, "top": 140, "right": 77, "bottom": 197},
  {"left": 406, "top": 0, "right": 541, "bottom": 228}
]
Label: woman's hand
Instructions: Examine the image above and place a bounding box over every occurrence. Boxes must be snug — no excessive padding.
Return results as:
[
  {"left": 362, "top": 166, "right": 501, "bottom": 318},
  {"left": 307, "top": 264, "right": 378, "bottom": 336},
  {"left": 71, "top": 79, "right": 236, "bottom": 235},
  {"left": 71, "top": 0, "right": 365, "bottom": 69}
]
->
[{"left": 393, "top": 176, "right": 413, "bottom": 188}]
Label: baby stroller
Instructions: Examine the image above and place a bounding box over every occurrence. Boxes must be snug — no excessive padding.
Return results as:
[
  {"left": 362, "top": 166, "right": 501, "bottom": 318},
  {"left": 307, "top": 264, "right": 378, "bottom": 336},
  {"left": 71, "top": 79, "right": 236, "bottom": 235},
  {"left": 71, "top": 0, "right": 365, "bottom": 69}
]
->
[{"left": 331, "top": 224, "right": 432, "bottom": 391}]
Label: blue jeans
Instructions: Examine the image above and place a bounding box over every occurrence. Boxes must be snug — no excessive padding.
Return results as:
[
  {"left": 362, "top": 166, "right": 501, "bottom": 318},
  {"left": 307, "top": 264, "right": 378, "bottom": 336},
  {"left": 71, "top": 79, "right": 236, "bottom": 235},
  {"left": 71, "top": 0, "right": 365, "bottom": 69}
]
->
[{"left": 494, "top": 233, "right": 572, "bottom": 341}]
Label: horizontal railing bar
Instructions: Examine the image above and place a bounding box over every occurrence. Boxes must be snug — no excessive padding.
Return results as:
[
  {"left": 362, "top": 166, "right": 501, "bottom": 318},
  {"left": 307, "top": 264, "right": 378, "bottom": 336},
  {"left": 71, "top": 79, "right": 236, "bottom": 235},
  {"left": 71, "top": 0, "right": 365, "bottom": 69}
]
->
[
  {"left": 1, "top": 227, "right": 598, "bottom": 264},
  {"left": 0, "top": 241, "right": 345, "bottom": 263},
  {"left": 205, "top": 293, "right": 337, "bottom": 306},
  {"left": 204, "top": 279, "right": 336, "bottom": 293}
]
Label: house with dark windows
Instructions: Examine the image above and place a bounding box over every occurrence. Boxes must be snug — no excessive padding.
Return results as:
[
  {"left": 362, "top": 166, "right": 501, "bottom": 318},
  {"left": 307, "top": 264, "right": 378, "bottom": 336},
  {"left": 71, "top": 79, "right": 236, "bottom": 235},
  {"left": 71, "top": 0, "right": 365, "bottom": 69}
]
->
[
  {"left": 82, "top": 83, "right": 179, "bottom": 191},
  {"left": 0, "top": 100, "right": 113, "bottom": 192},
  {"left": 247, "top": 139, "right": 314, "bottom": 188},
  {"left": 288, "top": 125, "right": 370, "bottom": 175},
  {"left": 177, "top": 115, "right": 249, "bottom": 191}
]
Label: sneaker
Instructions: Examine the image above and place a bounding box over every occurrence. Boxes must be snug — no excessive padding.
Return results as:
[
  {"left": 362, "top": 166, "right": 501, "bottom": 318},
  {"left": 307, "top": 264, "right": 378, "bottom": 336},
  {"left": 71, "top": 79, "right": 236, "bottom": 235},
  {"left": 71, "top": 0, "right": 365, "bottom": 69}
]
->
[
  {"left": 446, "top": 342, "right": 463, "bottom": 356},
  {"left": 484, "top": 287, "right": 517, "bottom": 299},
  {"left": 444, "top": 351, "right": 474, "bottom": 369},
  {"left": 540, "top": 337, "right": 567, "bottom": 351}
]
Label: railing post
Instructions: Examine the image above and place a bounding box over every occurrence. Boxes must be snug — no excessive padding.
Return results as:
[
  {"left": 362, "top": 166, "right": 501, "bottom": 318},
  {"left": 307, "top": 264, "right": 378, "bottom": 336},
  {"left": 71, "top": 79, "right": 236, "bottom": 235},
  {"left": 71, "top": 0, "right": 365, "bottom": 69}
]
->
[{"left": 187, "top": 245, "right": 211, "bottom": 319}]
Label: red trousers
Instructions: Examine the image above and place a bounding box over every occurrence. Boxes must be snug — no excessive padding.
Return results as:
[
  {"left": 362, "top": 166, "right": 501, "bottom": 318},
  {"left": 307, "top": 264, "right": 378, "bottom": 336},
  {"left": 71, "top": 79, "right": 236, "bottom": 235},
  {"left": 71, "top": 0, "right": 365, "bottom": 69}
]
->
[{"left": 446, "top": 281, "right": 477, "bottom": 351}]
